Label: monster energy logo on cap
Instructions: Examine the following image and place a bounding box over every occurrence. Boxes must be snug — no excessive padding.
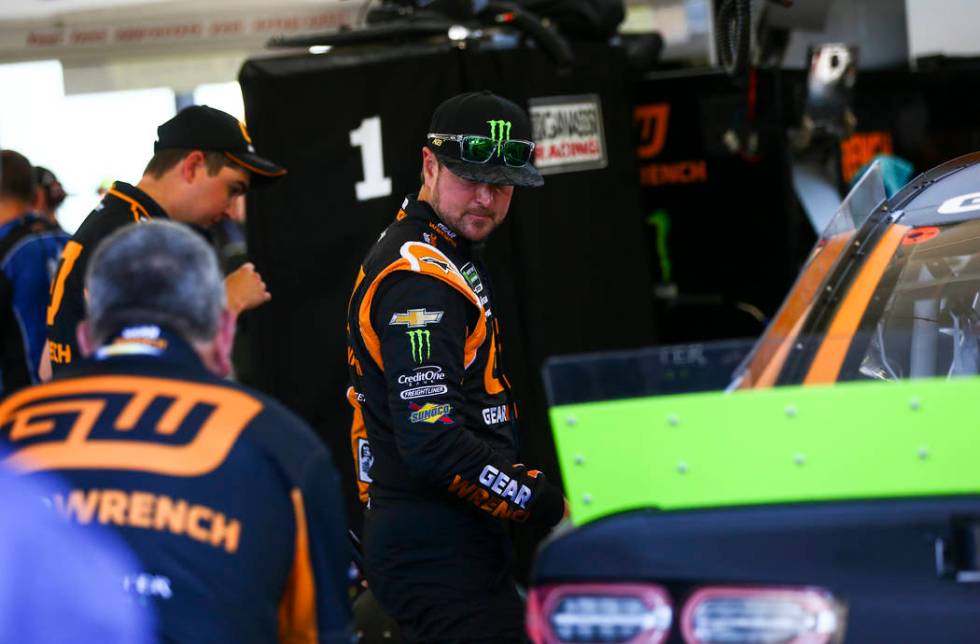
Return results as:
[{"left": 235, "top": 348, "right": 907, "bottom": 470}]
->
[
  {"left": 407, "top": 329, "right": 431, "bottom": 363},
  {"left": 487, "top": 120, "right": 512, "bottom": 157}
]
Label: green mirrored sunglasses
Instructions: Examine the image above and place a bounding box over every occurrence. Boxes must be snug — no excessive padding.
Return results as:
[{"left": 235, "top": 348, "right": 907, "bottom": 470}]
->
[{"left": 428, "top": 133, "right": 536, "bottom": 167}]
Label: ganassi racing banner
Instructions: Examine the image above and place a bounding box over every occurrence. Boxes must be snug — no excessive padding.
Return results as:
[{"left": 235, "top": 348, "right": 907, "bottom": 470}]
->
[{"left": 530, "top": 94, "right": 607, "bottom": 175}]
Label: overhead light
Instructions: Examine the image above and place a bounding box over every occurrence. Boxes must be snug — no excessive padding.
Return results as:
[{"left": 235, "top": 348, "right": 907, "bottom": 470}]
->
[
  {"left": 447, "top": 25, "right": 470, "bottom": 41},
  {"left": 308, "top": 45, "right": 331, "bottom": 55}
]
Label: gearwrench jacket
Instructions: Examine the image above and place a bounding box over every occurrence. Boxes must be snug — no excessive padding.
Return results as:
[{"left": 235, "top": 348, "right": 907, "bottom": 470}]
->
[
  {"left": 0, "top": 327, "right": 352, "bottom": 644},
  {"left": 346, "top": 194, "right": 563, "bottom": 527}
]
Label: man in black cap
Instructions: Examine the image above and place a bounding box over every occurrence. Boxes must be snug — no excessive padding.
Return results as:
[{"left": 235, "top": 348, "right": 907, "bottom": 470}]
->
[
  {"left": 345, "top": 90, "right": 565, "bottom": 643},
  {"left": 46, "top": 105, "right": 285, "bottom": 376}
]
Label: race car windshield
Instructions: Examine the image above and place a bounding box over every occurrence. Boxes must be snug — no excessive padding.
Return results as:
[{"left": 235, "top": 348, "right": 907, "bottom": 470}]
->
[
  {"left": 839, "top": 217, "right": 980, "bottom": 381},
  {"left": 732, "top": 163, "right": 887, "bottom": 388}
]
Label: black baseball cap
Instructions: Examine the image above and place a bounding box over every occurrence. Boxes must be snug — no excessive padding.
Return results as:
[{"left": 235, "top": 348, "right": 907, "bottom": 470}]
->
[
  {"left": 154, "top": 105, "right": 286, "bottom": 178},
  {"left": 426, "top": 90, "right": 544, "bottom": 188}
]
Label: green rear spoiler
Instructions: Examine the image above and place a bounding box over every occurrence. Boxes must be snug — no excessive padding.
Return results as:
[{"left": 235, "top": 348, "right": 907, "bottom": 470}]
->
[{"left": 551, "top": 377, "right": 980, "bottom": 525}]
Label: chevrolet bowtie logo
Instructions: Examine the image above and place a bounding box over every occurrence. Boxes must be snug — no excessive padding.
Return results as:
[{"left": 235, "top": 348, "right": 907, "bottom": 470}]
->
[{"left": 389, "top": 308, "right": 444, "bottom": 328}]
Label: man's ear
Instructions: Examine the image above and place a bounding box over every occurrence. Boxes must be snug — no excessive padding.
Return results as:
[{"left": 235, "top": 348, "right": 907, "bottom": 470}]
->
[
  {"left": 421, "top": 147, "right": 439, "bottom": 187},
  {"left": 180, "top": 150, "right": 206, "bottom": 183},
  {"left": 76, "top": 320, "right": 96, "bottom": 358}
]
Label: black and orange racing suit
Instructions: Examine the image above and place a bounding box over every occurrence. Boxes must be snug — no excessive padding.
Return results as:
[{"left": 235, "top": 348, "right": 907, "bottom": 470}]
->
[
  {"left": 346, "top": 194, "right": 564, "bottom": 643},
  {"left": 0, "top": 326, "right": 352, "bottom": 644},
  {"left": 47, "top": 182, "right": 168, "bottom": 376}
]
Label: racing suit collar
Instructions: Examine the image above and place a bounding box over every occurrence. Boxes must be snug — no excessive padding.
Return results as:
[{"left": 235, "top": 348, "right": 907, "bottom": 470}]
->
[
  {"left": 401, "top": 193, "right": 474, "bottom": 254},
  {"left": 107, "top": 181, "right": 170, "bottom": 221},
  {"left": 94, "top": 323, "right": 204, "bottom": 371}
]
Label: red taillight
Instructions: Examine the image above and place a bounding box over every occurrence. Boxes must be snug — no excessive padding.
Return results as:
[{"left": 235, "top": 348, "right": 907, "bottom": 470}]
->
[
  {"left": 527, "top": 582, "right": 673, "bottom": 644},
  {"left": 681, "top": 586, "right": 844, "bottom": 644}
]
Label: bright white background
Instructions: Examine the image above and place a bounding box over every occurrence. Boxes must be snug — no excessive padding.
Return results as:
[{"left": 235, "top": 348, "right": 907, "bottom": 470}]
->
[{"left": 0, "top": 59, "right": 244, "bottom": 233}]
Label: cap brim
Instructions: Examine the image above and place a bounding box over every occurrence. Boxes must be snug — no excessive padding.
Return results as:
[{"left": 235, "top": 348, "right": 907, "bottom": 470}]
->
[
  {"left": 224, "top": 151, "right": 287, "bottom": 178},
  {"left": 437, "top": 153, "right": 544, "bottom": 188}
]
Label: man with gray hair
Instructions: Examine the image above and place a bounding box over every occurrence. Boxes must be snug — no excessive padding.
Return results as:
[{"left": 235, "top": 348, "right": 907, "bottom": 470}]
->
[
  {"left": 81, "top": 219, "right": 232, "bottom": 373},
  {"left": 0, "top": 221, "right": 353, "bottom": 644}
]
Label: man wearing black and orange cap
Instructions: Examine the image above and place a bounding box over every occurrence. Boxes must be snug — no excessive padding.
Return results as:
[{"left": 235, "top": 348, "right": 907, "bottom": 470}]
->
[
  {"left": 346, "top": 91, "right": 565, "bottom": 643},
  {"left": 46, "top": 105, "right": 286, "bottom": 376}
]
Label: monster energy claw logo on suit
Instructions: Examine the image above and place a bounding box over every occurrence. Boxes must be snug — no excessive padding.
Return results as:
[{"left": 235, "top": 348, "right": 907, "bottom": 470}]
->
[
  {"left": 488, "top": 120, "right": 511, "bottom": 156},
  {"left": 407, "top": 330, "right": 431, "bottom": 363}
]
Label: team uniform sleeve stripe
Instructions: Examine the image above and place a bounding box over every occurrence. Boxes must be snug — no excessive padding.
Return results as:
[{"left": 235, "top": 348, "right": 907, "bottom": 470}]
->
[
  {"left": 46, "top": 240, "right": 83, "bottom": 326},
  {"left": 346, "top": 387, "right": 370, "bottom": 504},
  {"left": 358, "top": 260, "right": 412, "bottom": 370},
  {"left": 278, "top": 488, "right": 319, "bottom": 644}
]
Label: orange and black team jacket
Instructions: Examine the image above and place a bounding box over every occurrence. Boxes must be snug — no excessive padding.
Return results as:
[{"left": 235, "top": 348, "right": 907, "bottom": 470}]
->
[
  {"left": 0, "top": 327, "right": 353, "bottom": 644},
  {"left": 346, "top": 194, "right": 564, "bottom": 528},
  {"left": 47, "top": 181, "right": 168, "bottom": 376}
]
